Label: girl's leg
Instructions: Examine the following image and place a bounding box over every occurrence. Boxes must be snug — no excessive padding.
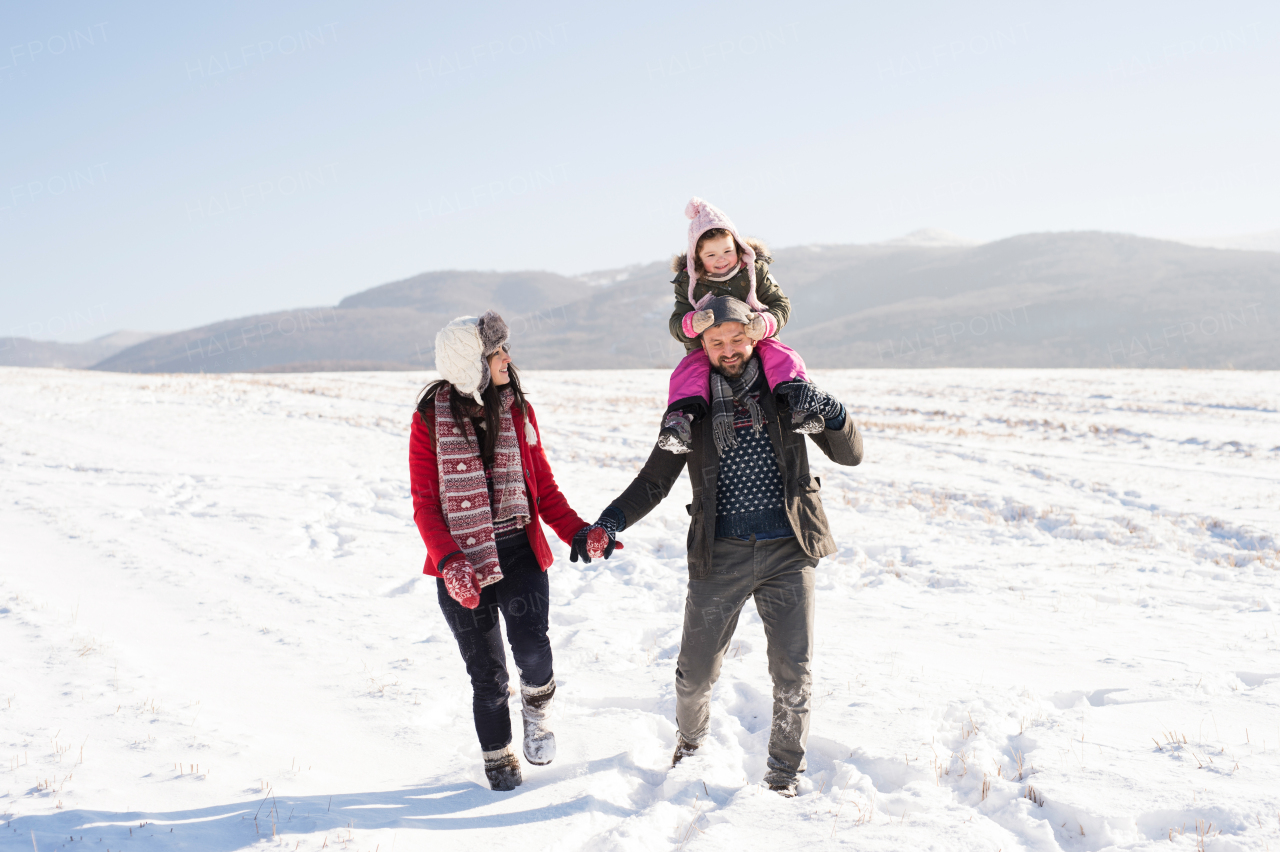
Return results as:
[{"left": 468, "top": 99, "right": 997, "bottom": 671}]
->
[
  {"left": 495, "top": 540, "right": 553, "bottom": 686},
  {"left": 755, "top": 338, "right": 809, "bottom": 391},
  {"left": 666, "top": 348, "right": 711, "bottom": 418},
  {"left": 495, "top": 539, "right": 557, "bottom": 765},
  {"left": 436, "top": 579, "right": 512, "bottom": 752}
]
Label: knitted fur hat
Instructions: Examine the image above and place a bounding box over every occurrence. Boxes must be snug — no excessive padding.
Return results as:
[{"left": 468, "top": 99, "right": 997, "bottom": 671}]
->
[
  {"left": 434, "top": 310, "right": 510, "bottom": 404},
  {"left": 685, "top": 197, "right": 765, "bottom": 312}
]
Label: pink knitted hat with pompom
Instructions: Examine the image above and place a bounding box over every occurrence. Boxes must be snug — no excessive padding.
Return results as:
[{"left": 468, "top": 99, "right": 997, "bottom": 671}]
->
[{"left": 685, "top": 197, "right": 766, "bottom": 311}]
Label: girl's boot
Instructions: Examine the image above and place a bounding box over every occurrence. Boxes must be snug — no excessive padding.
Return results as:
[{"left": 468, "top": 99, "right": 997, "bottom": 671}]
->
[
  {"left": 483, "top": 746, "right": 522, "bottom": 791},
  {"left": 775, "top": 381, "right": 826, "bottom": 433},
  {"left": 788, "top": 407, "right": 826, "bottom": 434},
  {"left": 657, "top": 411, "right": 694, "bottom": 453},
  {"left": 521, "top": 678, "right": 557, "bottom": 765}
]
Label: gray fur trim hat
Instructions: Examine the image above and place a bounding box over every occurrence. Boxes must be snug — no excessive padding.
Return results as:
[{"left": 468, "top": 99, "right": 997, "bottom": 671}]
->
[{"left": 433, "top": 310, "right": 510, "bottom": 403}]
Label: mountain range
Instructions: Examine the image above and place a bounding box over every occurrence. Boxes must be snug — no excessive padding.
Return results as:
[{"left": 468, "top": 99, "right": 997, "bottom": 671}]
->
[
  {"left": 7, "top": 231, "right": 1277, "bottom": 373},
  {"left": 0, "top": 330, "right": 163, "bottom": 369}
]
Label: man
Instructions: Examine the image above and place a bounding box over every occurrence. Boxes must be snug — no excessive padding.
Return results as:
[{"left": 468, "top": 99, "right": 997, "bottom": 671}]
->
[{"left": 578, "top": 296, "right": 864, "bottom": 796}]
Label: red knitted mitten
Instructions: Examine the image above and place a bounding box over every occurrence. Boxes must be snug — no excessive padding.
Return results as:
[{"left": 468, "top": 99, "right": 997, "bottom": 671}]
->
[
  {"left": 441, "top": 554, "right": 481, "bottom": 609},
  {"left": 586, "top": 526, "right": 610, "bottom": 559}
]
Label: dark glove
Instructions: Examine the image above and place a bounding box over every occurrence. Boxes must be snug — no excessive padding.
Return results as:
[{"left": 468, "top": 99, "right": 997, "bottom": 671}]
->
[
  {"left": 779, "top": 382, "right": 844, "bottom": 421},
  {"left": 570, "top": 507, "right": 626, "bottom": 563}
]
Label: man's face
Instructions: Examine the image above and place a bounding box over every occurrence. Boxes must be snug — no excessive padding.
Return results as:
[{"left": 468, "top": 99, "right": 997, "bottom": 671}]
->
[{"left": 701, "top": 321, "right": 754, "bottom": 378}]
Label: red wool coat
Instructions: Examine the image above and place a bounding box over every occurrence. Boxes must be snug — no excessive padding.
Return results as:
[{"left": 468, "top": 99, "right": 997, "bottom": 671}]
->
[{"left": 409, "top": 401, "right": 588, "bottom": 577}]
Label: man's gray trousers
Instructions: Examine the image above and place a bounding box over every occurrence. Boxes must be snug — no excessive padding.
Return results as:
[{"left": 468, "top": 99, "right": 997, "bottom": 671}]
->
[{"left": 674, "top": 534, "right": 818, "bottom": 785}]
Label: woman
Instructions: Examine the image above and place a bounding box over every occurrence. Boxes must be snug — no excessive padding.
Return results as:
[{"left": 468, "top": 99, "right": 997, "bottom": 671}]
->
[{"left": 409, "top": 311, "right": 620, "bottom": 791}]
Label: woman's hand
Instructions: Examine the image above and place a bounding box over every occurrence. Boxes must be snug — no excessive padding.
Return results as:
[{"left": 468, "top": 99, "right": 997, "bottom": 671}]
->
[{"left": 440, "top": 554, "right": 481, "bottom": 609}]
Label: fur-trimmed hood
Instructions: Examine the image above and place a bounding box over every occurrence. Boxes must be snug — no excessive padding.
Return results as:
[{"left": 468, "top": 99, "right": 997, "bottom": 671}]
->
[{"left": 671, "top": 236, "right": 771, "bottom": 276}]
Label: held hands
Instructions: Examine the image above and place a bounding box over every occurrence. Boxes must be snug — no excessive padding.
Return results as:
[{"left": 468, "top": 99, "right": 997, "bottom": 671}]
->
[
  {"left": 570, "top": 510, "right": 625, "bottom": 563},
  {"left": 441, "top": 554, "right": 481, "bottom": 609}
]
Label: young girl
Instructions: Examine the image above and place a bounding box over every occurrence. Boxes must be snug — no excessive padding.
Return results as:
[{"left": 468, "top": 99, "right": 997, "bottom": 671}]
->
[
  {"left": 409, "top": 311, "right": 620, "bottom": 791},
  {"left": 658, "top": 197, "right": 821, "bottom": 453}
]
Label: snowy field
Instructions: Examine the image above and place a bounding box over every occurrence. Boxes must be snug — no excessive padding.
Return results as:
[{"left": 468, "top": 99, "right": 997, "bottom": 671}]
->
[{"left": 2, "top": 366, "right": 1279, "bottom": 852}]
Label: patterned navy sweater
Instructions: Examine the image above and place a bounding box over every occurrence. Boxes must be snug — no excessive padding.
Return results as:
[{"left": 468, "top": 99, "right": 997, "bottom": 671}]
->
[{"left": 714, "top": 391, "right": 791, "bottom": 540}]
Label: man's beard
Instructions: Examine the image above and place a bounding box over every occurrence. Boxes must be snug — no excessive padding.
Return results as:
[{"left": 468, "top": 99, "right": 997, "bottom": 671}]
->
[{"left": 712, "top": 353, "right": 748, "bottom": 378}]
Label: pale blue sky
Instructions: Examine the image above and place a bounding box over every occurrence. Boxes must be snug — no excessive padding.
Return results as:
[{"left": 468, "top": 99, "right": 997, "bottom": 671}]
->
[{"left": 4, "top": 1, "right": 1277, "bottom": 341}]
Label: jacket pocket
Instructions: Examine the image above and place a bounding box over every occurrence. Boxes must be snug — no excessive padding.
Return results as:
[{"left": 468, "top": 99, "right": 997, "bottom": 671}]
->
[
  {"left": 794, "top": 488, "right": 833, "bottom": 559},
  {"left": 686, "top": 501, "right": 705, "bottom": 552}
]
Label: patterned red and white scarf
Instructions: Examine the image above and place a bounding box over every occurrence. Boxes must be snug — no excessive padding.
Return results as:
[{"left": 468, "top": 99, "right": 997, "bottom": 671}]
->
[{"left": 435, "top": 386, "right": 531, "bottom": 587}]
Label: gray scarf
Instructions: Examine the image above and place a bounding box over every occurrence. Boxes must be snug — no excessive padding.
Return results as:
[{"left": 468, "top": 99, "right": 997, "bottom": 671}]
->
[{"left": 710, "top": 355, "right": 764, "bottom": 456}]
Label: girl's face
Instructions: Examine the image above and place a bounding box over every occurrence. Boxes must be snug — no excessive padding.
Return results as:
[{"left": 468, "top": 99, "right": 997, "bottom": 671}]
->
[
  {"left": 698, "top": 233, "right": 739, "bottom": 275},
  {"left": 488, "top": 347, "right": 512, "bottom": 386}
]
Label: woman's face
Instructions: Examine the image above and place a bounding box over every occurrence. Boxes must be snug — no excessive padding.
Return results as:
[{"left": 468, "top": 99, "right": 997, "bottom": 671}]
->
[{"left": 487, "top": 347, "right": 512, "bottom": 386}]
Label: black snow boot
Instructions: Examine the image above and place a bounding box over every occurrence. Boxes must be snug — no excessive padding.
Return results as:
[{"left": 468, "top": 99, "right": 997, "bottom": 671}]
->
[
  {"left": 657, "top": 411, "right": 694, "bottom": 454},
  {"left": 483, "top": 747, "right": 522, "bottom": 791},
  {"left": 521, "top": 678, "right": 556, "bottom": 766},
  {"left": 671, "top": 734, "right": 700, "bottom": 767}
]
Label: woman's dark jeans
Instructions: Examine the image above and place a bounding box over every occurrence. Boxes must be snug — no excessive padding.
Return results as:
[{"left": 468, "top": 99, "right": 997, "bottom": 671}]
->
[{"left": 436, "top": 537, "right": 553, "bottom": 752}]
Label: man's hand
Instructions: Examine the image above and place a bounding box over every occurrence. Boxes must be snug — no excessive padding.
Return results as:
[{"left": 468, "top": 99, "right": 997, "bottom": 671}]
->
[
  {"left": 570, "top": 509, "right": 625, "bottom": 563},
  {"left": 780, "top": 382, "right": 844, "bottom": 421},
  {"left": 440, "top": 554, "right": 481, "bottom": 609}
]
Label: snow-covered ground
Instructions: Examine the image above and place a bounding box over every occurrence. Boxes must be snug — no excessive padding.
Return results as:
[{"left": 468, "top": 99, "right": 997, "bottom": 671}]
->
[{"left": 2, "top": 366, "right": 1278, "bottom": 852}]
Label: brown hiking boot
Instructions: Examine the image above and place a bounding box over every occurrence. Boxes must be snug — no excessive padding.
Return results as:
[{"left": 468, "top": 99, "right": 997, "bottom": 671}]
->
[
  {"left": 671, "top": 734, "right": 700, "bottom": 766},
  {"left": 764, "top": 766, "right": 799, "bottom": 797},
  {"left": 768, "top": 779, "right": 798, "bottom": 797}
]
